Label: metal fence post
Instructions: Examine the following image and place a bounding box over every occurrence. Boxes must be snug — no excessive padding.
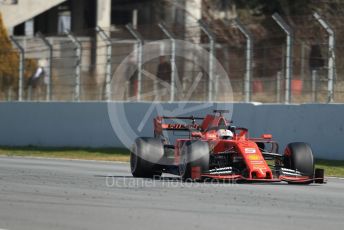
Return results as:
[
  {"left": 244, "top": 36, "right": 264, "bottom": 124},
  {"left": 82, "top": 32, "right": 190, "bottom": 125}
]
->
[
  {"left": 126, "top": 24, "right": 143, "bottom": 101},
  {"left": 300, "top": 41, "right": 306, "bottom": 80},
  {"left": 96, "top": 26, "right": 113, "bottom": 101},
  {"left": 158, "top": 23, "right": 176, "bottom": 102},
  {"left": 10, "top": 36, "right": 25, "bottom": 101},
  {"left": 276, "top": 71, "right": 282, "bottom": 103},
  {"left": 66, "top": 31, "right": 82, "bottom": 102},
  {"left": 312, "top": 70, "right": 318, "bottom": 103},
  {"left": 37, "top": 32, "right": 53, "bottom": 101},
  {"left": 214, "top": 74, "right": 219, "bottom": 101},
  {"left": 233, "top": 19, "right": 253, "bottom": 103},
  {"left": 199, "top": 20, "right": 216, "bottom": 102},
  {"left": 313, "top": 12, "right": 335, "bottom": 103},
  {"left": 272, "top": 13, "right": 293, "bottom": 104}
]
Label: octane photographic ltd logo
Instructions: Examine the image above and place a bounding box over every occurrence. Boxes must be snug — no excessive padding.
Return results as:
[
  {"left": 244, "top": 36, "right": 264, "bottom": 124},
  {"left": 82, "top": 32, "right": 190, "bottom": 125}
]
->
[{"left": 107, "top": 39, "right": 233, "bottom": 165}]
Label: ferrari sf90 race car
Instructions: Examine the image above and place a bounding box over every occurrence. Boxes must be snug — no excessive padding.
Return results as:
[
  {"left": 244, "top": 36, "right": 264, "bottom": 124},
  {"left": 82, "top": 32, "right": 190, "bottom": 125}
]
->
[{"left": 130, "top": 110, "right": 325, "bottom": 184}]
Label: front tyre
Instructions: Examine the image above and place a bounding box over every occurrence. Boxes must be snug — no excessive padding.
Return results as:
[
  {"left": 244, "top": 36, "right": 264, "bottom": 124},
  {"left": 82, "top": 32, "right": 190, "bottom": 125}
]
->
[{"left": 283, "top": 142, "right": 314, "bottom": 184}]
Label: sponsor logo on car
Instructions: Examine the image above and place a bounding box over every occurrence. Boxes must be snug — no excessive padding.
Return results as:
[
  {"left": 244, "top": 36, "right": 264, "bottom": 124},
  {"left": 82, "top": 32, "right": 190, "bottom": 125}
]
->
[
  {"left": 247, "top": 154, "right": 260, "bottom": 160},
  {"left": 245, "top": 148, "right": 256, "bottom": 154}
]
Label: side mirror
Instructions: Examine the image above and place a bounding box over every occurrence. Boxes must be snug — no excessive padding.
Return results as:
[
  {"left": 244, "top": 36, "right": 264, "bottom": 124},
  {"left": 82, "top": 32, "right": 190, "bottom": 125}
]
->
[
  {"left": 229, "top": 126, "right": 236, "bottom": 133},
  {"left": 261, "top": 134, "right": 272, "bottom": 139}
]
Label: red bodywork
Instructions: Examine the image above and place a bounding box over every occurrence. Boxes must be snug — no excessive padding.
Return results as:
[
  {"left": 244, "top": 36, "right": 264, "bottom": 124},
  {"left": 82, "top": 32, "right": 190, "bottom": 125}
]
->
[{"left": 154, "top": 113, "right": 315, "bottom": 183}]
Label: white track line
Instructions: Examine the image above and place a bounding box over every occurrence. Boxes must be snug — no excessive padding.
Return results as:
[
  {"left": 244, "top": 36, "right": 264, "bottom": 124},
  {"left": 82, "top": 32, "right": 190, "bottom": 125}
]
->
[{"left": 327, "top": 176, "right": 344, "bottom": 180}]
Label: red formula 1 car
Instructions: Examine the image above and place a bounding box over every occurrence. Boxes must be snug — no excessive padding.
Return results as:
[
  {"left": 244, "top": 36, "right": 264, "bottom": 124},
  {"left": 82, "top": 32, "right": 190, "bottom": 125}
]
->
[{"left": 130, "top": 110, "right": 325, "bottom": 184}]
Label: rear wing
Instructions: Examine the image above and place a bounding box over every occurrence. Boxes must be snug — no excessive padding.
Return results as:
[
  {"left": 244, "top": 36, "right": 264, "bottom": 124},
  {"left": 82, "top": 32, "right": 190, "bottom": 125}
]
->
[{"left": 154, "top": 116, "right": 203, "bottom": 136}]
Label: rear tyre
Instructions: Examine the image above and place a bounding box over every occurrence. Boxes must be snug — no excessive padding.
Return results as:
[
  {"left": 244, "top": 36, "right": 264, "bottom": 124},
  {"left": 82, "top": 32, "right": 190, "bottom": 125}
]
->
[
  {"left": 130, "top": 137, "right": 164, "bottom": 178},
  {"left": 283, "top": 142, "right": 314, "bottom": 184},
  {"left": 179, "top": 141, "right": 209, "bottom": 181}
]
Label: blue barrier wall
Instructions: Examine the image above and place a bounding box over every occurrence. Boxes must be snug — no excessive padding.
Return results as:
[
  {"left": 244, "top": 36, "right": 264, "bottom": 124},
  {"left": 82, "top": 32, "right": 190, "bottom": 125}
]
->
[{"left": 0, "top": 102, "right": 343, "bottom": 160}]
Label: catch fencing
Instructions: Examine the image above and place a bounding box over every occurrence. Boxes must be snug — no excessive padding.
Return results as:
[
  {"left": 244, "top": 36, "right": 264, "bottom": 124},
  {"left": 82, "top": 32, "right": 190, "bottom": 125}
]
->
[{"left": 3, "top": 13, "right": 344, "bottom": 103}]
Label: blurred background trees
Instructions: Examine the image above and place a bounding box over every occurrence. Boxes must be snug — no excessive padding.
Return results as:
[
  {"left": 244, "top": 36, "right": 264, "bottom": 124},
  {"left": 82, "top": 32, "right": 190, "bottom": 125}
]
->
[{"left": 0, "top": 13, "right": 37, "bottom": 99}]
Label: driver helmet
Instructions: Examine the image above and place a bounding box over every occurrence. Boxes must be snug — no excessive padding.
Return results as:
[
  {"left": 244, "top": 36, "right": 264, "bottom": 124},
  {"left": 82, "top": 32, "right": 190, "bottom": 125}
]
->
[{"left": 217, "top": 129, "right": 234, "bottom": 139}]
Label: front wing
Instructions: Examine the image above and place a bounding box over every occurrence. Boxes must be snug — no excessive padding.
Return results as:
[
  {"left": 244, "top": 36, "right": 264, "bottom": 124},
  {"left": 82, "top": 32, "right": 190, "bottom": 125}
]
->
[
  {"left": 191, "top": 167, "right": 325, "bottom": 184},
  {"left": 200, "top": 173, "right": 320, "bottom": 183}
]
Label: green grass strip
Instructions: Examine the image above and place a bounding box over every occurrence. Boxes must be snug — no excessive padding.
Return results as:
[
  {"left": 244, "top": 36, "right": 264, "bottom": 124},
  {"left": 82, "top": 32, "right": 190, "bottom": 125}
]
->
[{"left": 0, "top": 146, "right": 130, "bottom": 162}]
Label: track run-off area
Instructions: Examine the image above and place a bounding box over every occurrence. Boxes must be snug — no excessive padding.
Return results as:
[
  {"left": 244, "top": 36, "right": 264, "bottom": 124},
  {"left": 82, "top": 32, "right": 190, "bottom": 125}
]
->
[{"left": 0, "top": 156, "right": 343, "bottom": 230}]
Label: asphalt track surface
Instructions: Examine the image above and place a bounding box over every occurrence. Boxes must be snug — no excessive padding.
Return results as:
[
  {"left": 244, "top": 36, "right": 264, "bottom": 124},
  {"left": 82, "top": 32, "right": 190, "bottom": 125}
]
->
[{"left": 0, "top": 156, "right": 343, "bottom": 230}]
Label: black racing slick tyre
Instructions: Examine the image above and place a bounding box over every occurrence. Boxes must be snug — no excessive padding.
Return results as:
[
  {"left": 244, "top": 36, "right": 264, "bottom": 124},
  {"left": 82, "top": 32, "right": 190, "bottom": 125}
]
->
[
  {"left": 283, "top": 142, "right": 315, "bottom": 184},
  {"left": 179, "top": 141, "right": 209, "bottom": 181},
  {"left": 130, "top": 137, "right": 164, "bottom": 178}
]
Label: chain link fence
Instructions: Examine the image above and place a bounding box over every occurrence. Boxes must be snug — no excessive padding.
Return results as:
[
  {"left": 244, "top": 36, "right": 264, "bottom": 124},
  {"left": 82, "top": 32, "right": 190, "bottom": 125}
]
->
[{"left": 3, "top": 14, "right": 344, "bottom": 103}]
